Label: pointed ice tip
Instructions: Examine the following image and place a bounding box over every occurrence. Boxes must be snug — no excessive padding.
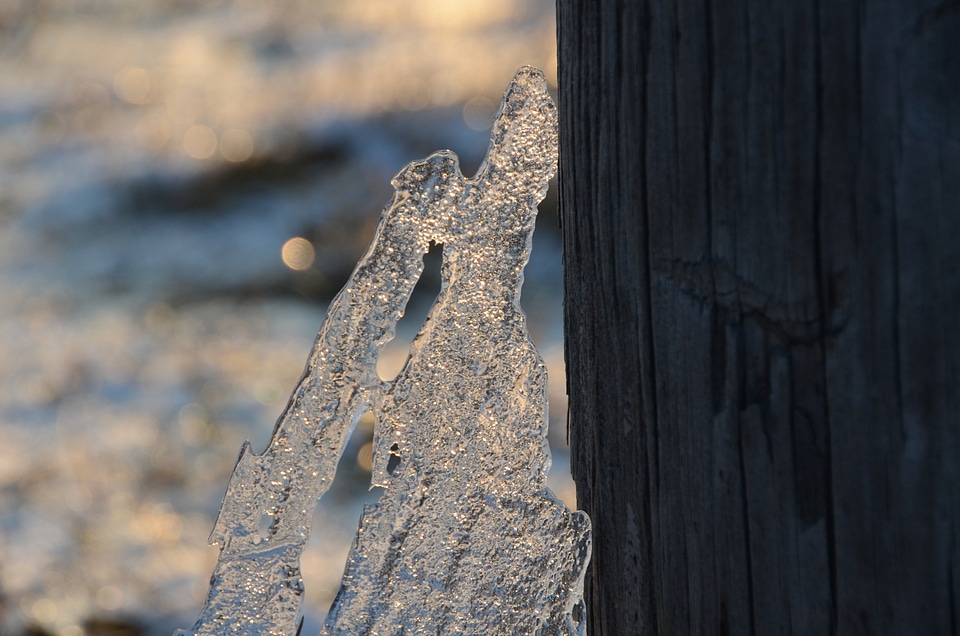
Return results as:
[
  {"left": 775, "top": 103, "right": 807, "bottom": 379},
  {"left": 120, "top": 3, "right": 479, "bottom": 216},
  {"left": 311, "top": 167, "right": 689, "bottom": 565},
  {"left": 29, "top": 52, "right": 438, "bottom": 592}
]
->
[
  {"left": 503, "top": 66, "right": 552, "bottom": 108},
  {"left": 478, "top": 65, "right": 558, "bottom": 191},
  {"left": 512, "top": 65, "right": 548, "bottom": 86}
]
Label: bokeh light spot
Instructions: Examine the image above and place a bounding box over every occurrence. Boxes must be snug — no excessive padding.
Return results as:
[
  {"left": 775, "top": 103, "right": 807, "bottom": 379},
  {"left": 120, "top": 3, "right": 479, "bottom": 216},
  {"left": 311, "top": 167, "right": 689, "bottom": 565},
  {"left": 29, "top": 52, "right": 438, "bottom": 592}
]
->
[
  {"left": 31, "top": 598, "right": 58, "bottom": 623},
  {"left": 113, "top": 66, "right": 152, "bottom": 104},
  {"left": 182, "top": 125, "right": 218, "bottom": 159},
  {"left": 219, "top": 128, "right": 254, "bottom": 162},
  {"left": 95, "top": 585, "right": 124, "bottom": 611},
  {"left": 357, "top": 441, "right": 373, "bottom": 472},
  {"left": 463, "top": 96, "right": 497, "bottom": 131},
  {"left": 281, "top": 237, "right": 315, "bottom": 271}
]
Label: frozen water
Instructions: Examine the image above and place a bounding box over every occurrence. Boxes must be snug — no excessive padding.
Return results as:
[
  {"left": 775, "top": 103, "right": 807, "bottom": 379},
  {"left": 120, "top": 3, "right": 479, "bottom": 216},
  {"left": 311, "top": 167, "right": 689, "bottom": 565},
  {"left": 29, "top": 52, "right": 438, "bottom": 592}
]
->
[
  {"left": 177, "top": 67, "right": 590, "bottom": 636},
  {"left": 321, "top": 66, "right": 590, "bottom": 636}
]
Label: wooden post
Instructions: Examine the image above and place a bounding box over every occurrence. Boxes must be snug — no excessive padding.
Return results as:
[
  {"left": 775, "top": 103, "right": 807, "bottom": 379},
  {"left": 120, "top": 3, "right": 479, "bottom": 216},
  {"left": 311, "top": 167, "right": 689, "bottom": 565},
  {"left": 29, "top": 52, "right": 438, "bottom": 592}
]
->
[{"left": 557, "top": 1, "right": 960, "bottom": 633}]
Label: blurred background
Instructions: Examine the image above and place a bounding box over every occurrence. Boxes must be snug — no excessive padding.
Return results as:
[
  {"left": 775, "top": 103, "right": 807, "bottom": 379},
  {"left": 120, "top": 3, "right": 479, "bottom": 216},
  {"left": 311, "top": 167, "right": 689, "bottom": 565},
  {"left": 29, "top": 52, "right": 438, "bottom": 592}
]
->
[{"left": 0, "top": 1, "right": 568, "bottom": 634}]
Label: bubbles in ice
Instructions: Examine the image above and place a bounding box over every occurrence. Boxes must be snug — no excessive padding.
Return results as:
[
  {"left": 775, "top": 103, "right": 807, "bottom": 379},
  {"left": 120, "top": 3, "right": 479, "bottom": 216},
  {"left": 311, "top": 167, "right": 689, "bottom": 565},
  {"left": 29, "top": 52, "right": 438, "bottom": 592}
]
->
[{"left": 177, "top": 66, "right": 591, "bottom": 636}]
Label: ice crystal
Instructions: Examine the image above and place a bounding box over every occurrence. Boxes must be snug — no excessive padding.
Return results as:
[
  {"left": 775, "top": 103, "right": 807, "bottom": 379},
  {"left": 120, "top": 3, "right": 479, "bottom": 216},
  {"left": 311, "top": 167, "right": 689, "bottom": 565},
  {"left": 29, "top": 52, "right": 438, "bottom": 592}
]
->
[{"left": 177, "top": 66, "right": 591, "bottom": 636}]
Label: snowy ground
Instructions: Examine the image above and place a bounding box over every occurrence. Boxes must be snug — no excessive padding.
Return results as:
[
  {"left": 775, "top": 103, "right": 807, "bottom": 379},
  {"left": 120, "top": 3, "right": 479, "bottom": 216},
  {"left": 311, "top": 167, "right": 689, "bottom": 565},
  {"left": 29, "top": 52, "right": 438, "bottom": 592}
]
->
[{"left": 0, "top": 2, "right": 572, "bottom": 634}]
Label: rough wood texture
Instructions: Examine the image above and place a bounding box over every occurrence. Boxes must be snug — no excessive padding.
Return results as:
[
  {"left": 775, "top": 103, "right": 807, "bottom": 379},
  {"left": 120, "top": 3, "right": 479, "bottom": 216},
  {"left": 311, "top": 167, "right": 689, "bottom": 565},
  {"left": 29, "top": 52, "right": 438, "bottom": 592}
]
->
[{"left": 557, "top": 1, "right": 960, "bottom": 634}]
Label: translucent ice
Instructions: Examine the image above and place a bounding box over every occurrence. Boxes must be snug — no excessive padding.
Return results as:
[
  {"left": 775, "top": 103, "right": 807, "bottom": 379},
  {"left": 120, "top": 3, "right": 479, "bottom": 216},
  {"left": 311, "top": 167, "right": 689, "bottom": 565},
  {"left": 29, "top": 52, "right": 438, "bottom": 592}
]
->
[{"left": 177, "top": 66, "right": 591, "bottom": 636}]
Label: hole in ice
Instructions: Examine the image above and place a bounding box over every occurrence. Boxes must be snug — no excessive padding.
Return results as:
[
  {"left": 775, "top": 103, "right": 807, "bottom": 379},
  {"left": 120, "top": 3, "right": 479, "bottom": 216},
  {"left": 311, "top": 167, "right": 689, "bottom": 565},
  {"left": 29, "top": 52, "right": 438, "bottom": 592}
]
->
[
  {"left": 572, "top": 600, "right": 584, "bottom": 624},
  {"left": 257, "top": 512, "right": 273, "bottom": 541},
  {"left": 386, "top": 442, "right": 401, "bottom": 475},
  {"left": 298, "top": 409, "right": 380, "bottom": 621},
  {"left": 377, "top": 240, "right": 442, "bottom": 381}
]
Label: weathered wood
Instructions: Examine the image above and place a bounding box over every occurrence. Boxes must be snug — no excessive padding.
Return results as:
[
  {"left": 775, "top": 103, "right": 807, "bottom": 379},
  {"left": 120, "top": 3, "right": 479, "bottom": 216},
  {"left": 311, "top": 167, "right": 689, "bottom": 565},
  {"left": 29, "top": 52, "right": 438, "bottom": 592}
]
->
[{"left": 557, "top": 1, "right": 960, "bottom": 634}]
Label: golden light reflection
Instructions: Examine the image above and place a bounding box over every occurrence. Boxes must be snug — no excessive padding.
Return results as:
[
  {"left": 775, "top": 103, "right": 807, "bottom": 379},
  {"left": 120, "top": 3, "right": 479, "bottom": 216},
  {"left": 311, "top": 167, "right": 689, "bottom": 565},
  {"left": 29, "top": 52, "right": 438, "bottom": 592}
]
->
[
  {"left": 113, "top": 66, "right": 152, "bottom": 104},
  {"left": 281, "top": 237, "right": 315, "bottom": 271},
  {"left": 182, "top": 124, "right": 218, "bottom": 159},
  {"left": 219, "top": 128, "right": 254, "bottom": 162}
]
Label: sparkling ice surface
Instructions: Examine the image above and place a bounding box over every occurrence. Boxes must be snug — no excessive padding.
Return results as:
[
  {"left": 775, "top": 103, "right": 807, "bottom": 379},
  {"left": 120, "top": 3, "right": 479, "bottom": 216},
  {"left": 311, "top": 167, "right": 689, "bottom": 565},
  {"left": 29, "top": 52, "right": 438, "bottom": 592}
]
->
[{"left": 177, "top": 67, "right": 591, "bottom": 636}]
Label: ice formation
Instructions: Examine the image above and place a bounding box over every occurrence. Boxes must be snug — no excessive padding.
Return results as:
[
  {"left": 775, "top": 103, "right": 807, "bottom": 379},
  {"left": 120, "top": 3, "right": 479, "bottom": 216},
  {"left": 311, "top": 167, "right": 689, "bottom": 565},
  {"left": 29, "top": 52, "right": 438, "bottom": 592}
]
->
[{"left": 177, "top": 66, "right": 591, "bottom": 636}]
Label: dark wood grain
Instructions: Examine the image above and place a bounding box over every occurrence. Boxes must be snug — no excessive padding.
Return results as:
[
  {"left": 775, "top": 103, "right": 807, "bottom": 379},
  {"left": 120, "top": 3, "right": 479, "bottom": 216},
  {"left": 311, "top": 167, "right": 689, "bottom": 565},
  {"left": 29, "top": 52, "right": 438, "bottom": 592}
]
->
[{"left": 557, "top": 1, "right": 960, "bottom": 634}]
